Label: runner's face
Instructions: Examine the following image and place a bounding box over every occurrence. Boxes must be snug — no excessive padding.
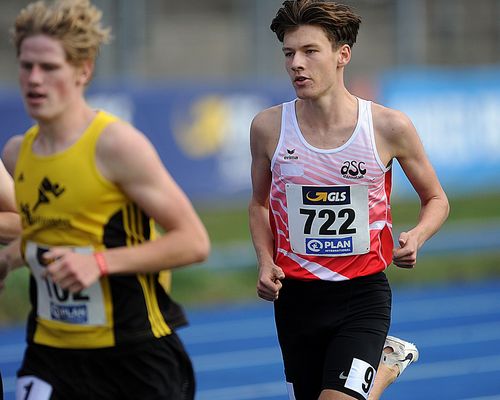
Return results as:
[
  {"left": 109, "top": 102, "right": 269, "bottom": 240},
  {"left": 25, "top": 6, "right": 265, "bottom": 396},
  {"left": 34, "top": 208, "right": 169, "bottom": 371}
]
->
[
  {"left": 18, "top": 34, "right": 87, "bottom": 122},
  {"left": 282, "top": 24, "right": 342, "bottom": 100}
]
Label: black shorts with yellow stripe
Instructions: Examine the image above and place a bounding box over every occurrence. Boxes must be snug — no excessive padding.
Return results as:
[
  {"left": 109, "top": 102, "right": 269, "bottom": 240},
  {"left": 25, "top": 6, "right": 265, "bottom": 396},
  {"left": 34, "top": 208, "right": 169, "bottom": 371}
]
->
[{"left": 17, "top": 333, "right": 194, "bottom": 400}]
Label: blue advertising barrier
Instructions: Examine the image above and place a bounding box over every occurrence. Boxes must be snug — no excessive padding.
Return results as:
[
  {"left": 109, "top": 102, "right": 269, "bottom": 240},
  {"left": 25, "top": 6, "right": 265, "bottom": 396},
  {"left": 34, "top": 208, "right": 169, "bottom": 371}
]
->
[
  {"left": 1, "top": 69, "right": 499, "bottom": 203},
  {"left": 0, "top": 81, "right": 294, "bottom": 203},
  {"left": 379, "top": 68, "right": 500, "bottom": 197}
]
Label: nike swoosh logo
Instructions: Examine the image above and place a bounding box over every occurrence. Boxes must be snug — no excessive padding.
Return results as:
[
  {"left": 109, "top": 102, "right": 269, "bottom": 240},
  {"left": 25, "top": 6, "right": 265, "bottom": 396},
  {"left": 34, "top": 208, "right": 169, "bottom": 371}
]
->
[
  {"left": 339, "top": 371, "right": 349, "bottom": 380},
  {"left": 398, "top": 353, "right": 413, "bottom": 362}
]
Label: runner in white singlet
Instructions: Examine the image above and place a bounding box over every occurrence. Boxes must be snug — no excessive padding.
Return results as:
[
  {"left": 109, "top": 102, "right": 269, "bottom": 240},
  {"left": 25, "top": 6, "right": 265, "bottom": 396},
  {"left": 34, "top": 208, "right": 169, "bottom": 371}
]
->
[{"left": 248, "top": 2, "right": 449, "bottom": 400}]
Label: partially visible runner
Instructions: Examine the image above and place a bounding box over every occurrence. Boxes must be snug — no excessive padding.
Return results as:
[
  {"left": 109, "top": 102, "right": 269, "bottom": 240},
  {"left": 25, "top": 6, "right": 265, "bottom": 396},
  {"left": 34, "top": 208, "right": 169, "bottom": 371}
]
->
[
  {"left": 248, "top": 1, "right": 449, "bottom": 399},
  {"left": 0, "top": 159, "right": 21, "bottom": 250},
  {"left": 0, "top": 1, "right": 210, "bottom": 399},
  {"left": 0, "top": 157, "right": 22, "bottom": 400}
]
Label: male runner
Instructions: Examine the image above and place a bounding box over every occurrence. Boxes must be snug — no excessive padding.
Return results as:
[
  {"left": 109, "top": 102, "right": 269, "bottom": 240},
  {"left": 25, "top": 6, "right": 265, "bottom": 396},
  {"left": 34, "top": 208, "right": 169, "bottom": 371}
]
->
[
  {"left": 0, "top": 150, "right": 22, "bottom": 400},
  {"left": 248, "top": 1, "right": 449, "bottom": 399},
  {"left": 0, "top": 1, "right": 210, "bottom": 398}
]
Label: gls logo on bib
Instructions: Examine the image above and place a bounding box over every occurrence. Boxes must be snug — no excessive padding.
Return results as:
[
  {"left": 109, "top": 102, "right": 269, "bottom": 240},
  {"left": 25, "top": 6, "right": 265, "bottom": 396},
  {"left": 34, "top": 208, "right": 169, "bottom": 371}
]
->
[{"left": 302, "top": 186, "right": 351, "bottom": 205}]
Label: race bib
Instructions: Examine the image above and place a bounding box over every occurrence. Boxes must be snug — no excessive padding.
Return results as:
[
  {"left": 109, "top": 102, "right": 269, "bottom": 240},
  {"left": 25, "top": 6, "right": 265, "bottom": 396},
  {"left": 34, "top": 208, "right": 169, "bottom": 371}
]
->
[
  {"left": 343, "top": 358, "right": 377, "bottom": 399},
  {"left": 25, "top": 241, "right": 107, "bottom": 326},
  {"left": 17, "top": 376, "right": 53, "bottom": 400},
  {"left": 286, "top": 184, "right": 370, "bottom": 257}
]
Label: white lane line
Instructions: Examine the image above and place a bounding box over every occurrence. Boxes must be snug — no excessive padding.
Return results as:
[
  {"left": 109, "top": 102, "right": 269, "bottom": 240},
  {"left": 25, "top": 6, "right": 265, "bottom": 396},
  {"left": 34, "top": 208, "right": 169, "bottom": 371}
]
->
[
  {"left": 196, "top": 381, "right": 286, "bottom": 400},
  {"left": 197, "top": 385, "right": 500, "bottom": 400},
  {"left": 193, "top": 349, "right": 500, "bottom": 376},
  {"left": 3, "top": 320, "right": 500, "bottom": 366},
  {"left": 3, "top": 292, "right": 498, "bottom": 353},
  {"left": 180, "top": 293, "right": 500, "bottom": 345},
  {"left": 400, "top": 354, "right": 500, "bottom": 381},
  {"left": 195, "top": 355, "right": 500, "bottom": 399},
  {"left": 196, "top": 352, "right": 500, "bottom": 400},
  {"left": 193, "top": 347, "right": 282, "bottom": 371},
  {"left": 396, "top": 321, "right": 500, "bottom": 347},
  {"left": 181, "top": 317, "right": 276, "bottom": 344},
  {"left": 392, "top": 293, "right": 500, "bottom": 323},
  {"left": 459, "top": 396, "right": 500, "bottom": 400},
  {"left": 3, "top": 346, "right": 500, "bottom": 396}
]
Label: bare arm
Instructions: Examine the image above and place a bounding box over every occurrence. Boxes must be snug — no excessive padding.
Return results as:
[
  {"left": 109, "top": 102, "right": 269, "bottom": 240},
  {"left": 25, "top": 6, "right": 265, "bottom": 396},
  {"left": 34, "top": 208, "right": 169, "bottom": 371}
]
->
[
  {"left": 0, "top": 158, "right": 21, "bottom": 243},
  {"left": 374, "top": 105, "right": 449, "bottom": 268},
  {"left": 2, "top": 135, "right": 23, "bottom": 176},
  {"left": 97, "top": 122, "right": 210, "bottom": 273},
  {"left": 0, "top": 238, "right": 25, "bottom": 290},
  {"left": 45, "top": 121, "right": 210, "bottom": 292},
  {"left": 248, "top": 107, "right": 285, "bottom": 301},
  {"left": 0, "top": 137, "right": 25, "bottom": 289}
]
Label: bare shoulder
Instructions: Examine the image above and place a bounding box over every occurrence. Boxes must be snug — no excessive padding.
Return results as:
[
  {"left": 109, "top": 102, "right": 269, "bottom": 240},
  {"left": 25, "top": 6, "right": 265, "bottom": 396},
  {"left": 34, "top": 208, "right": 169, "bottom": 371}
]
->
[
  {"left": 371, "top": 102, "right": 415, "bottom": 140},
  {"left": 250, "top": 105, "right": 282, "bottom": 157},
  {"left": 96, "top": 119, "right": 160, "bottom": 183},
  {"left": 251, "top": 104, "right": 282, "bottom": 133},
  {"left": 2, "top": 135, "right": 25, "bottom": 175},
  {"left": 371, "top": 102, "right": 422, "bottom": 160},
  {"left": 97, "top": 120, "right": 151, "bottom": 158}
]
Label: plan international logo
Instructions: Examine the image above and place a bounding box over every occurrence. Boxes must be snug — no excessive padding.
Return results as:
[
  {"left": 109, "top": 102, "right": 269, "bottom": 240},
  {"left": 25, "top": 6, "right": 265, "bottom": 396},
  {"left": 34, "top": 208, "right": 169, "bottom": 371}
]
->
[{"left": 306, "top": 237, "right": 353, "bottom": 255}]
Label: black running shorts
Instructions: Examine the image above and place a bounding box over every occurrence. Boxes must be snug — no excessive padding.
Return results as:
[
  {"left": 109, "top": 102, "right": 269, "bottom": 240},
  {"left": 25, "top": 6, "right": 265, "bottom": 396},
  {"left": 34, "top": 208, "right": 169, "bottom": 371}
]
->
[
  {"left": 274, "top": 272, "right": 392, "bottom": 400},
  {"left": 17, "top": 333, "right": 194, "bottom": 400}
]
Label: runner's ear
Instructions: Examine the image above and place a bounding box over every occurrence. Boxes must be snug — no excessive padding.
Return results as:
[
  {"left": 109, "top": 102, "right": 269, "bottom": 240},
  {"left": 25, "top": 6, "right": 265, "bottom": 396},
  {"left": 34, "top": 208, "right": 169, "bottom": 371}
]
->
[{"left": 337, "top": 44, "right": 351, "bottom": 67}]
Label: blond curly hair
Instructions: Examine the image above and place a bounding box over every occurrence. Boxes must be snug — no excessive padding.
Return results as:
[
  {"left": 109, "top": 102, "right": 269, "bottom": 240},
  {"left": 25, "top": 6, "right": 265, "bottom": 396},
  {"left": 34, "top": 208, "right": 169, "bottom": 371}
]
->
[{"left": 12, "top": 0, "right": 111, "bottom": 66}]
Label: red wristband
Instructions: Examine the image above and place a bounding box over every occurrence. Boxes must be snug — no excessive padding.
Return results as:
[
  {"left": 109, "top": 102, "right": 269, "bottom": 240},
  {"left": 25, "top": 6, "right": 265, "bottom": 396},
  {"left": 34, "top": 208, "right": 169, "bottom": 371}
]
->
[{"left": 94, "top": 252, "right": 108, "bottom": 276}]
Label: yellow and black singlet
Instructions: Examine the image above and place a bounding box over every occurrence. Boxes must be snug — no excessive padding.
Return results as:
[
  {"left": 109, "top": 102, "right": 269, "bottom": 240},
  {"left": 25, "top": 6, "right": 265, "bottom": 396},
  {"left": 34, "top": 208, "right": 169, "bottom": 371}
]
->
[{"left": 15, "top": 111, "right": 178, "bottom": 349}]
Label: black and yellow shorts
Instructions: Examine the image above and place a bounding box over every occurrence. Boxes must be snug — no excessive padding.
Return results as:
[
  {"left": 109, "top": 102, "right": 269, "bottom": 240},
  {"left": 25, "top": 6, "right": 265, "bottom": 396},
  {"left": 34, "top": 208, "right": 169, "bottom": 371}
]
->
[{"left": 17, "top": 333, "right": 194, "bottom": 400}]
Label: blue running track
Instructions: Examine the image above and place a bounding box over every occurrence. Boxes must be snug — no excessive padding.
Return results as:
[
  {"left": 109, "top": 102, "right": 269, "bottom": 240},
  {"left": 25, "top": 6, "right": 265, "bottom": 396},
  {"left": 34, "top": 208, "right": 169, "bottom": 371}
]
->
[{"left": 1, "top": 280, "right": 500, "bottom": 399}]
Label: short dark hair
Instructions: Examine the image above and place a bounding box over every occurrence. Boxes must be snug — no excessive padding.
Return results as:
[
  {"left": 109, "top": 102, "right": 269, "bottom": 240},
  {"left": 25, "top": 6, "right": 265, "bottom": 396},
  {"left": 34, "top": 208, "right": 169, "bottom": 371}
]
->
[{"left": 270, "top": 0, "right": 361, "bottom": 48}]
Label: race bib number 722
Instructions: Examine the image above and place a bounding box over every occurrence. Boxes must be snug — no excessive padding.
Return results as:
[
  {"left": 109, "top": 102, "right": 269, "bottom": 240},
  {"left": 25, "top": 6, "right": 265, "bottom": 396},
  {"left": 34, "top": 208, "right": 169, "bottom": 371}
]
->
[{"left": 286, "top": 184, "right": 370, "bottom": 257}]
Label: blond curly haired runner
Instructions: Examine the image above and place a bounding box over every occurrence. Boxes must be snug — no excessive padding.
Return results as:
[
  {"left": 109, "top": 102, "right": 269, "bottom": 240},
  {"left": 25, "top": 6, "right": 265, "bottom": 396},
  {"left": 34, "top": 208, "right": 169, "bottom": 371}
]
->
[
  {"left": 0, "top": 1, "right": 210, "bottom": 399},
  {"left": 12, "top": 0, "right": 110, "bottom": 67}
]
